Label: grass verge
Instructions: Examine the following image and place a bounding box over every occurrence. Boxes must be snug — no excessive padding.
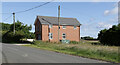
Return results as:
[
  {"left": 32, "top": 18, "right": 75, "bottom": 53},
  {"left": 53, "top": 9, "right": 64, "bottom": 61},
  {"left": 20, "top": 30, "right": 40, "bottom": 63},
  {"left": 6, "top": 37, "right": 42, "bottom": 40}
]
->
[{"left": 23, "top": 40, "right": 120, "bottom": 63}]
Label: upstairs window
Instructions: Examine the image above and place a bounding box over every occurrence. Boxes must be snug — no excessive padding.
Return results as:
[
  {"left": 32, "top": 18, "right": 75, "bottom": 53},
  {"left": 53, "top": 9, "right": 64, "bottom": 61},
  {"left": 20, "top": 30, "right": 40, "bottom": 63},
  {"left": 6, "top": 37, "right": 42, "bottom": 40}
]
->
[
  {"left": 49, "top": 33, "right": 53, "bottom": 39},
  {"left": 74, "top": 26, "right": 77, "bottom": 29},
  {"left": 62, "top": 26, "right": 66, "bottom": 29},
  {"left": 62, "top": 33, "right": 66, "bottom": 39},
  {"left": 49, "top": 24, "right": 52, "bottom": 28}
]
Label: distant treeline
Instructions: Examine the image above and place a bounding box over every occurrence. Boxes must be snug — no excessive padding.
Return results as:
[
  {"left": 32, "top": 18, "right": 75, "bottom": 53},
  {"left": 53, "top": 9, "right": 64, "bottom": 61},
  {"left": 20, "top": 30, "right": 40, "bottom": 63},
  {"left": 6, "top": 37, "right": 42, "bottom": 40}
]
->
[{"left": 81, "top": 36, "right": 98, "bottom": 40}]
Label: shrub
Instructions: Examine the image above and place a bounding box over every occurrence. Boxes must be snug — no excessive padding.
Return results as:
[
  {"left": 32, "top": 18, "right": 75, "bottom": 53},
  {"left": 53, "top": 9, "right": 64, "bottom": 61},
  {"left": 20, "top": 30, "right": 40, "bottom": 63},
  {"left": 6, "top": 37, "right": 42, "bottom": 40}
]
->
[
  {"left": 70, "top": 41, "right": 79, "bottom": 44},
  {"left": 98, "top": 24, "right": 120, "bottom": 46},
  {"left": 2, "top": 31, "right": 24, "bottom": 43}
]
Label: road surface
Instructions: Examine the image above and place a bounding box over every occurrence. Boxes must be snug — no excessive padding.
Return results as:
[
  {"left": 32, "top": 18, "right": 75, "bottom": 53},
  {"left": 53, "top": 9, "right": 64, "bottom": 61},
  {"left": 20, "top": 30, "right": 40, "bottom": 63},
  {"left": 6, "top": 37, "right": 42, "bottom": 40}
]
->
[{"left": 2, "top": 43, "right": 108, "bottom": 63}]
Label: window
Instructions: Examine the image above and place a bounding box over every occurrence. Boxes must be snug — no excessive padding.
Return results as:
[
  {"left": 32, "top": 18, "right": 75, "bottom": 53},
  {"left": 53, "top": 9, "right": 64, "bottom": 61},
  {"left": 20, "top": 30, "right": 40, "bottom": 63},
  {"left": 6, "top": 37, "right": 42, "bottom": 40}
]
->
[
  {"left": 49, "top": 24, "right": 52, "bottom": 28},
  {"left": 74, "top": 26, "right": 77, "bottom": 29},
  {"left": 62, "top": 33, "right": 66, "bottom": 39},
  {"left": 49, "top": 33, "right": 53, "bottom": 39},
  {"left": 62, "top": 26, "right": 66, "bottom": 29}
]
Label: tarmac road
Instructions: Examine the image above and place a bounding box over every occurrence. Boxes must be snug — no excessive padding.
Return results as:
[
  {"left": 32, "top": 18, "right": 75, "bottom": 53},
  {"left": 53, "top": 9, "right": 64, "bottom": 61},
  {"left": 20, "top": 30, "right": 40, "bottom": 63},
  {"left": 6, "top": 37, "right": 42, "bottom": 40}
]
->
[{"left": 2, "top": 43, "right": 108, "bottom": 63}]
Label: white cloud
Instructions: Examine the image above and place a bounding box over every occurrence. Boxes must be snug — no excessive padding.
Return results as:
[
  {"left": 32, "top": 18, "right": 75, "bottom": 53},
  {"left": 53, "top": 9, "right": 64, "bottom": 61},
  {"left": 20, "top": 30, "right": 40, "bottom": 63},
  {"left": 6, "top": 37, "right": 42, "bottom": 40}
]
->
[
  {"left": 97, "top": 22, "right": 113, "bottom": 29},
  {"left": 104, "top": 10, "right": 110, "bottom": 15},
  {"left": 104, "top": 6, "right": 118, "bottom": 15}
]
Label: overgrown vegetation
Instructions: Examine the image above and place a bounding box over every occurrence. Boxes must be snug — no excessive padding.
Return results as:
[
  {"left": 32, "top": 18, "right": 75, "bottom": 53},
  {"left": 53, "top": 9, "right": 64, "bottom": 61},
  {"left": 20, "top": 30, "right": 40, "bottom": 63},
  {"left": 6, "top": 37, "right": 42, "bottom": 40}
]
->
[
  {"left": 1, "top": 21, "right": 35, "bottom": 43},
  {"left": 98, "top": 24, "right": 120, "bottom": 46},
  {"left": 25, "top": 40, "right": 119, "bottom": 63}
]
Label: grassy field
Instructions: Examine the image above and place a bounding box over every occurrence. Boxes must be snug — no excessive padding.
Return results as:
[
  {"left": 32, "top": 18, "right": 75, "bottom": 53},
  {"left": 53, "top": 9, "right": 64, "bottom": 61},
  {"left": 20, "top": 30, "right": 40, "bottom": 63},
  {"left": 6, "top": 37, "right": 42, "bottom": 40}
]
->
[{"left": 23, "top": 40, "right": 120, "bottom": 63}]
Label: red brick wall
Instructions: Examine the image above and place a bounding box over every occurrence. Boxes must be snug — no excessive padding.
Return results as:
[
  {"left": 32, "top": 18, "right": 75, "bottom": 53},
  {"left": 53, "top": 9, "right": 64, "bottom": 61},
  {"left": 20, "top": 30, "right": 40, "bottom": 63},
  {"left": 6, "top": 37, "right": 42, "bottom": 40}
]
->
[
  {"left": 41, "top": 25, "right": 80, "bottom": 42},
  {"left": 42, "top": 25, "right": 49, "bottom": 41}
]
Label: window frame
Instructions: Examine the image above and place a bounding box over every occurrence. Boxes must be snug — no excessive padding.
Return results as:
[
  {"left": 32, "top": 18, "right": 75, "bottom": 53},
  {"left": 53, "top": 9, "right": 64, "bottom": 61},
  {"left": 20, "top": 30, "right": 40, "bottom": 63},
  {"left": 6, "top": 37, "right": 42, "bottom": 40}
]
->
[
  {"left": 49, "top": 24, "right": 52, "bottom": 28},
  {"left": 62, "top": 26, "right": 66, "bottom": 29},
  {"left": 74, "top": 26, "right": 77, "bottom": 29},
  {"left": 49, "top": 33, "right": 53, "bottom": 39}
]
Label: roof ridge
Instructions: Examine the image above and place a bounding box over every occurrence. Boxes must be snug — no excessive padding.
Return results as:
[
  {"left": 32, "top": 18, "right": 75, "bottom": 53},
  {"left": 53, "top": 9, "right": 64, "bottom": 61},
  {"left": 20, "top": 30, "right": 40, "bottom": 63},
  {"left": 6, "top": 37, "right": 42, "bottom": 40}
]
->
[{"left": 37, "top": 15, "right": 76, "bottom": 19}]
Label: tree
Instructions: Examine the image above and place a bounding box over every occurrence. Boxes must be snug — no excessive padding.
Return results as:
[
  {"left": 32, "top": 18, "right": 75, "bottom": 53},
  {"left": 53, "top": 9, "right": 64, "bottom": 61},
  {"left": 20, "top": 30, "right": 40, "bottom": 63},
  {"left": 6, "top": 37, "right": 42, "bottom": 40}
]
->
[
  {"left": 98, "top": 24, "right": 120, "bottom": 46},
  {"left": 9, "top": 20, "right": 33, "bottom": 39},
  {"left": 2, "top": 20, "right": 35, "bottom": 43},
  {"left": 0, "top": 23, "right": 11, "bottom": 31}
]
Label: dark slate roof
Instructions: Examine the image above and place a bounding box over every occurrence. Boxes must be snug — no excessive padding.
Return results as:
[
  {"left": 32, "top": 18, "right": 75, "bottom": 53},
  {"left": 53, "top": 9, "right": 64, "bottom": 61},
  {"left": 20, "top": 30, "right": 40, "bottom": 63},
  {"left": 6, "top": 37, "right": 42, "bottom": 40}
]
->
[{"left": 36, "top": 16, "right": 81, "bottom": 26}]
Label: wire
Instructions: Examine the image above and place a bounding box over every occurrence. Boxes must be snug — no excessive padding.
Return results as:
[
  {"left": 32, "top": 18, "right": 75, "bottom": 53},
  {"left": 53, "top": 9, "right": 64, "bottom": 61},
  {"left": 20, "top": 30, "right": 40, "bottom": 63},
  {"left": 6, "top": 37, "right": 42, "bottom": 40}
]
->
[
  {"left": 0, "top": 0, "right": 54, "bottom": 14},
  {"left": 3, "top": 14, "right": 12, "bottom": 22},
  {"left": 15, "top": 0, "right": 54, "bottom": 13},
  {"left": 0, "top": 13, "right": 12, "bottom": 14}
]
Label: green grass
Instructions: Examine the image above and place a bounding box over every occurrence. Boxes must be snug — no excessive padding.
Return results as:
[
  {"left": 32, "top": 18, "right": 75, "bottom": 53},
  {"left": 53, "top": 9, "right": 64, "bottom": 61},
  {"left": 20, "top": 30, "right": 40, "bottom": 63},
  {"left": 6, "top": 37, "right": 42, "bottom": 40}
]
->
[{"left": 23, "top": 40, "right": 120, "bottom": 63}]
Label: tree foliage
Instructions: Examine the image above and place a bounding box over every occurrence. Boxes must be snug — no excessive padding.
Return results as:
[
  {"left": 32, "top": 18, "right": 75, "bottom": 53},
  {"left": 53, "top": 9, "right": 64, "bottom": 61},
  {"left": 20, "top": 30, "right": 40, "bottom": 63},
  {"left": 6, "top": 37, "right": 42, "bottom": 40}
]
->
[
  {"left": 2, "top": 20, "right": 35, "bottom": 43},
  {"left": 9, "top": 21, "right": 33, "bottom": 39},
  {"left": 98, "top": 24, "right": 120, "bottom": 46},
  {"left": 0, "top": 23, "right": 11, "bottom": 31},
  {"left": 2, "top": 31, "right": 24, "bottom": 43}
]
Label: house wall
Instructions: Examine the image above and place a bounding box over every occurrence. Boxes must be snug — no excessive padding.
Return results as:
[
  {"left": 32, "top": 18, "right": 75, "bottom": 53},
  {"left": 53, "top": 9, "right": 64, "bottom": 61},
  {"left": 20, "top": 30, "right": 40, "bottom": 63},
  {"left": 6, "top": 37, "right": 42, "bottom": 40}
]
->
[
  {"left": 35, "top": 19, "right": 42, "bottom": 40},
  {"left": 41, "top": 25, "right": 80, "bottom": 42},
  {"left": 42, "top": 24, "right": 49, "bottom": 41}
]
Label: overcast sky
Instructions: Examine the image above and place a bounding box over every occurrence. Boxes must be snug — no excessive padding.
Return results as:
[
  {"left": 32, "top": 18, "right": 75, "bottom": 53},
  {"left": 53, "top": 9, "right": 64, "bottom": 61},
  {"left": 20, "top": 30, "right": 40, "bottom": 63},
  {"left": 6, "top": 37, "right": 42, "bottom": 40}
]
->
[{"left": 2, "top": 2, "right": 118, "bottom": 38}]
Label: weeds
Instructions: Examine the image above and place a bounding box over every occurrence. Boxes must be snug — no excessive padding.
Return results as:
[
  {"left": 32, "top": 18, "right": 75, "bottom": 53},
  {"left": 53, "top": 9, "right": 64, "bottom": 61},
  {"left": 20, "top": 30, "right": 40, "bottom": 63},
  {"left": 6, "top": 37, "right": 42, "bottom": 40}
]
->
[{"left": 25, "top": 40, "right": 119, "bottom": 63}]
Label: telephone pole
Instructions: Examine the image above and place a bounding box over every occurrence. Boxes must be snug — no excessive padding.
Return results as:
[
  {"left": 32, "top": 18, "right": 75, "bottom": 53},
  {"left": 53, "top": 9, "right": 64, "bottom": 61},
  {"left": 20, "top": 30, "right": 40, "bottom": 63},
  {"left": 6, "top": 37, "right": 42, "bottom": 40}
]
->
[
  {"left": 58, "top": 5, "right": 60, "bottom": 42},
  {"left": 13, "top": 12, "right": 15, "bottom": 34}
]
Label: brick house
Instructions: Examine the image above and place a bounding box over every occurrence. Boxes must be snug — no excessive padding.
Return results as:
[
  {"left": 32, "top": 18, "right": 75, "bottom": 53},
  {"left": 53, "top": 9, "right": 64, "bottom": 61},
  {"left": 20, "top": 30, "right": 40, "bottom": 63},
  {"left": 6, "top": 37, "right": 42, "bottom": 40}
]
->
[{"left": 34, "top": 16, "right": 81, "bottom": 42}]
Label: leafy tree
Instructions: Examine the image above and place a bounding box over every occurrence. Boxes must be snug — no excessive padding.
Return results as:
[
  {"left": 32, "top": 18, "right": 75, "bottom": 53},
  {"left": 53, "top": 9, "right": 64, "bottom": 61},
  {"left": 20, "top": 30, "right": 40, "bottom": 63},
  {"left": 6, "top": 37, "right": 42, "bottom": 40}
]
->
[
  {"left": 9, "top": 20, "right": 33, "bottom": 39},
  {"left": 2, "top": 20, "right": 35, "bottom": 43},
  {"left": 98, "top": 24, "right": 120, "bottom": 46},
  {"left": 0, "top": 23, "right": 11, "bottom": 31}
]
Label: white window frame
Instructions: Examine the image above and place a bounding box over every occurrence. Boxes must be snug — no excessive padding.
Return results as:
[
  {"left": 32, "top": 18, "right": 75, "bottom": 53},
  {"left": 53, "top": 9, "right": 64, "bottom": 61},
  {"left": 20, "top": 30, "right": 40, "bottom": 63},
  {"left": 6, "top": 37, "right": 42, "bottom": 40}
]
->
[
  {"left": 74, "top": 26, "right": 77, "bottom": 29},
  {"left": 49, "top": 33, "right": 53, "bottom": 39},
  {"left": 49, "top": 24, "right": 52, "bottom": 28},
  {"left": 62, "top": 26, "right": 66, "bottom": 29},
  {"left": 62, "top": 33, "right": 66, "bottom": 40}
]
